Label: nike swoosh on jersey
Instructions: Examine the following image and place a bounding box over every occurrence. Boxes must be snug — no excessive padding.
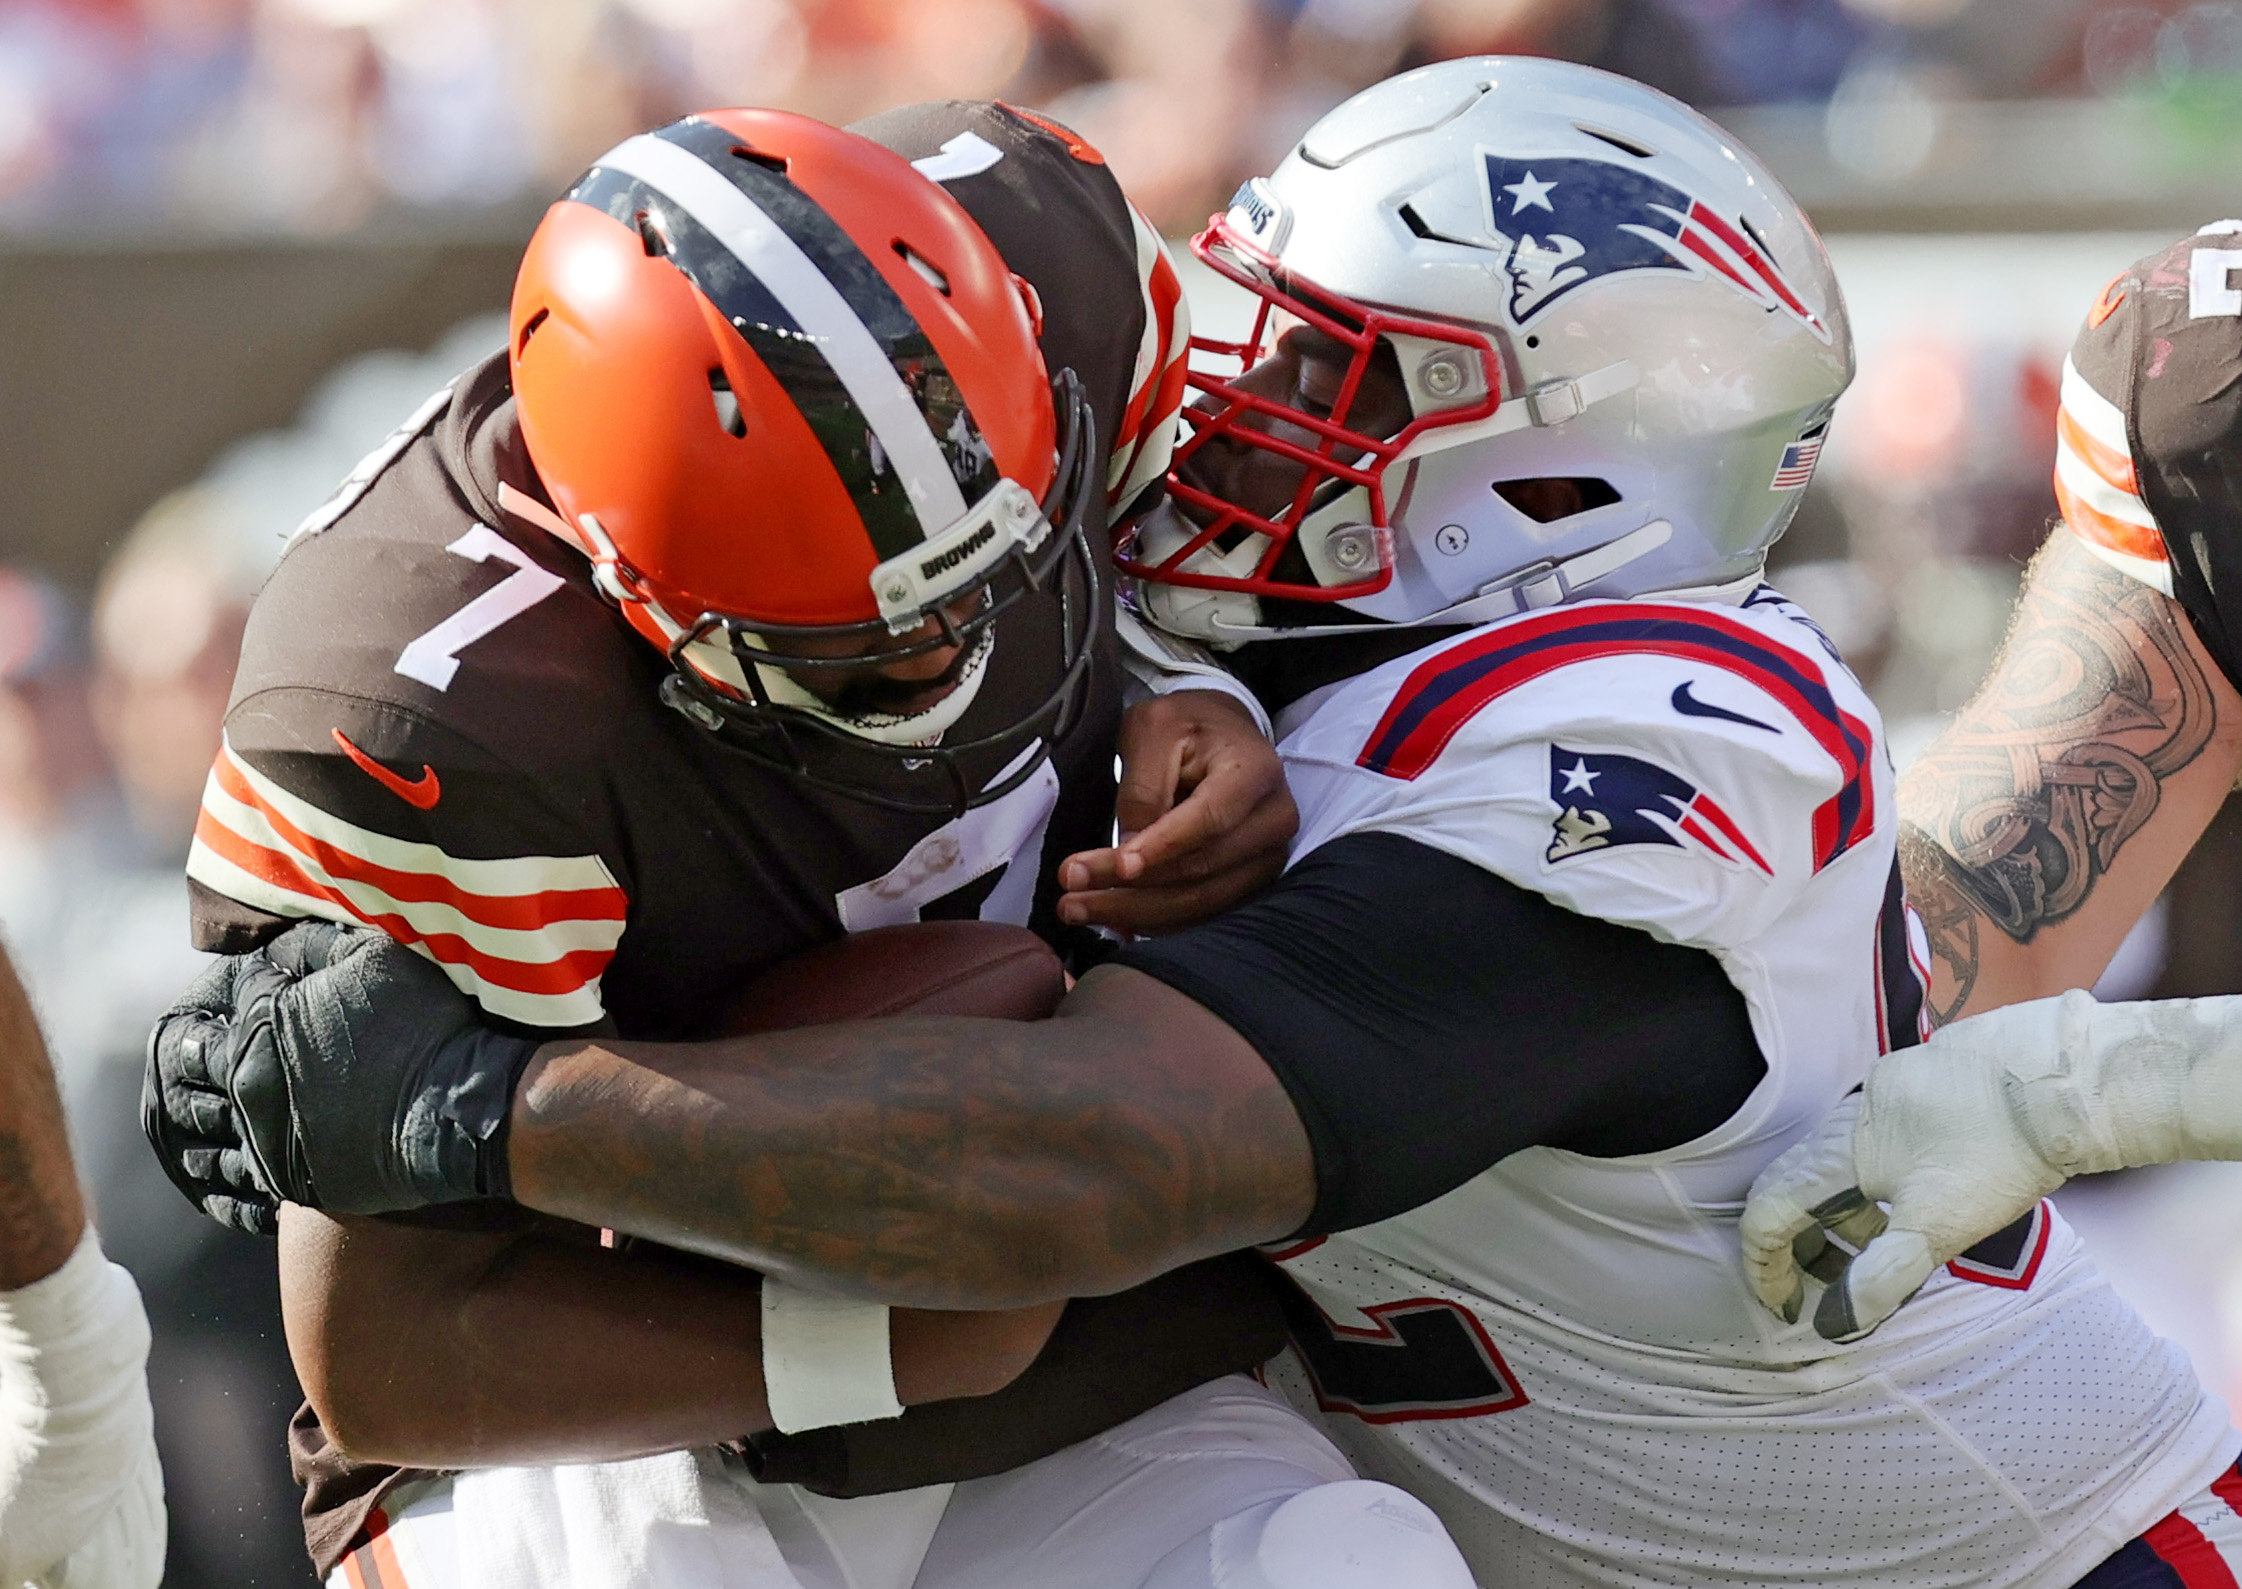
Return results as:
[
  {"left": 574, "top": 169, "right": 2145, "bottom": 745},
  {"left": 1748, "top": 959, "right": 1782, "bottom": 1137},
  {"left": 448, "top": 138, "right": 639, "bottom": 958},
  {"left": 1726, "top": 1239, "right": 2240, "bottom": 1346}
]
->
[
  {"left": 1670, "top": 681, "right": 1777, "bottom": 733},
  {"left": 332, "top": 728, "right": 442, "bottom": 809},
  {"left": 191, "top": 735, "right": 625, "bottom": 1028}
]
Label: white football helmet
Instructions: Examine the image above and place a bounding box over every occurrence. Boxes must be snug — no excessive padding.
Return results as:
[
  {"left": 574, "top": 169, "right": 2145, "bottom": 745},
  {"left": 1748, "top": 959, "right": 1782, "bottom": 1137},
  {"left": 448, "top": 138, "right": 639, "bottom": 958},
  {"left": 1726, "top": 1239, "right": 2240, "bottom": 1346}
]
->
[{"left": 1123, "top": 57, "right": 1853, "bottom": 644}]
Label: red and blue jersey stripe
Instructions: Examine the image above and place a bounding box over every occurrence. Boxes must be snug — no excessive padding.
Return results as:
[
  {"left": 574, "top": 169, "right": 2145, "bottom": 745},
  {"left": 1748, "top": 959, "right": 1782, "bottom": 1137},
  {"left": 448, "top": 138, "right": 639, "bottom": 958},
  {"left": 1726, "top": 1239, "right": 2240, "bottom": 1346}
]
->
[
  {"left": 2072, "top": 1461, "right": 2242, "bottom": 1587},
  {"left": 1356, "top": 604, "right": 1876, "bottom": 872}
]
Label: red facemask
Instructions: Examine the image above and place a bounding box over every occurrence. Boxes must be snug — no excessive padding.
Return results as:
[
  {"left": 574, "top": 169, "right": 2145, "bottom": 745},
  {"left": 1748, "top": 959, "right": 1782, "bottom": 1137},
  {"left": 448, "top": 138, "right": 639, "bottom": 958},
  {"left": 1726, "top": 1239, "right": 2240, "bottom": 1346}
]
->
[{"left": 1117, "top": 213, "right": 1505, "bottom": 606}]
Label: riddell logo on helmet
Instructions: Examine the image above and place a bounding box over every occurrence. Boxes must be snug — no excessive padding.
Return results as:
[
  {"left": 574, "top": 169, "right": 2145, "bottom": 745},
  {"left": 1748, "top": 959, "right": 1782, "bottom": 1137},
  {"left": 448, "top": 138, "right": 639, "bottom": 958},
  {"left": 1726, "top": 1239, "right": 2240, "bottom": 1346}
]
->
[{"left": 920, "top": 520, "right": 997, "bottom": 582}]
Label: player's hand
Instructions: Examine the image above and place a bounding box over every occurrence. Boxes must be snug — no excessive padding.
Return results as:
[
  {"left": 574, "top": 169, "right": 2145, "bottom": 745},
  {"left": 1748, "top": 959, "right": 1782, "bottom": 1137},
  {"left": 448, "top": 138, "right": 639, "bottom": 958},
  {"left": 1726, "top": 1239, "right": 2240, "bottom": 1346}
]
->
[
  {"left": 143, "top": 951, "right": 290, "bottom": 1235},
  {"left": 144, "top": 922, "right": 538, "bottom": 1230},
  {"left": 1056, "top": 691, "right": 1296, "bottom": 933},
  {"left": 1741, "top": 1012, "right": 2071, "bottom": 1342}
]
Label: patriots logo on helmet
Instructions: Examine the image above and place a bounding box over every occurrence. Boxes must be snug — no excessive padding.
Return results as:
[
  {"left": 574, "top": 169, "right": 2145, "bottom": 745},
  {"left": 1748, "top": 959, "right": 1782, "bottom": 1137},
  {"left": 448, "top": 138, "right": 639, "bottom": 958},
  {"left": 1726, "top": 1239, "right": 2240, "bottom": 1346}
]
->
[
  {"left": 1481, "top": 153, "right": 1829, "bottom": 341},
  {"left": 1545, "top": 744, "right": 1771, "bottom": 874}
]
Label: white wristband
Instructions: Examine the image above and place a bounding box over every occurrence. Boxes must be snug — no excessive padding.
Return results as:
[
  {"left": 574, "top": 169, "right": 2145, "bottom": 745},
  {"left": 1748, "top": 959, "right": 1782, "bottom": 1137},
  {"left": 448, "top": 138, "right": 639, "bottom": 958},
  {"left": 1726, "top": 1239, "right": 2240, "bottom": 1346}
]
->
[
  {"left": 760, "top": 1278, "right": 905, "bottom": 1435},
  {"left": 0, "top": 1226, "right": 165, "bottom": 1589}
]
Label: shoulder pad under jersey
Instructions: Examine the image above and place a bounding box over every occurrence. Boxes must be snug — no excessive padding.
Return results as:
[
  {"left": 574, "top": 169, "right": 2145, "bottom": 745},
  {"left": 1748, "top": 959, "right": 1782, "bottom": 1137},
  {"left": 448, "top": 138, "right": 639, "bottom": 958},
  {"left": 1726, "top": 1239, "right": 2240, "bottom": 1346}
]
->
[{"left": 1281, "top": 593, "right": 1884, "bottom": 949}]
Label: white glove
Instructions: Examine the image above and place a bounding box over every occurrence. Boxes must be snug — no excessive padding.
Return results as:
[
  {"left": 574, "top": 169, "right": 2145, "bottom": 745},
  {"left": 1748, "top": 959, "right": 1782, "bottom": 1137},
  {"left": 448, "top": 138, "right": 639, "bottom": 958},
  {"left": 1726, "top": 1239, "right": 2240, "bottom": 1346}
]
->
[
  {"left": 0, "top": 1228, "right": 166, "bottom": 1589},
  {"left": 1741, "top": 989, "right": 2242, "bottom": 1341}
]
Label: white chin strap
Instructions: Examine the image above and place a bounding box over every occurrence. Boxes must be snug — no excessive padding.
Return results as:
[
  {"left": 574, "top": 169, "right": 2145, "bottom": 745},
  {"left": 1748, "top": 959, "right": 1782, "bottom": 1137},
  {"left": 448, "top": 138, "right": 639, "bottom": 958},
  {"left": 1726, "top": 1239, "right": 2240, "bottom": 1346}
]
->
[{"left": 676, "top": 624, "right": 995, "bottom": 748}]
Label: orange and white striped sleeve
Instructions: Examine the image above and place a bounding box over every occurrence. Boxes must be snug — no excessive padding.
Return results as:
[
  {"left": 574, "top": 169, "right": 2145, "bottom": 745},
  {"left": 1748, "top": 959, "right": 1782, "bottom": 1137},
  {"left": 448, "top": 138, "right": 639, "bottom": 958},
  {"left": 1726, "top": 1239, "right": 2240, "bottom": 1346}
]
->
[
  {"left": 2054, "top": 354, "right": 2175, "bottom": 597},
  {"left": 186, "top": 734, "right": 627, "bottom": 1029},
  {"left": 1107, "top": 202, "right": 1191, "bottom": 516}
]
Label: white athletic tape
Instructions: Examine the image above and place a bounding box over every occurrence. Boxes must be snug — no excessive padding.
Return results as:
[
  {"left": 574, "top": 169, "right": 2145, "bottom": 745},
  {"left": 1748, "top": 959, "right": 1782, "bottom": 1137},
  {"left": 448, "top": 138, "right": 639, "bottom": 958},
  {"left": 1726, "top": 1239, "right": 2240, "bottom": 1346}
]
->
[
  {"left": 760, "top": 1278, "right": 905, "bottom": 1435},
  {"left": 1942, "top": 989, "right": 2242, "bottom": 1177},
  {"left": 1746, "top": 988, "right": 2242, "bottom": 1340},
  {"left": 0, "top": 1226, "right": 165, "bottom": 1588}
]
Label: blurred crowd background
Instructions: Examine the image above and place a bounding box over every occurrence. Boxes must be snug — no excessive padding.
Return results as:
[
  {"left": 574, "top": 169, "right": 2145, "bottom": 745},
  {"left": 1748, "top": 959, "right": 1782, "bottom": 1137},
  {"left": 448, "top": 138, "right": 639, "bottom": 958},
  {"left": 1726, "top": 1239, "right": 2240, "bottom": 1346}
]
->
[
  {"left": 0, "top": 0, "right": 2239, "bottom": 235},
  {"left": 1, "top": 0, "right": 2240, "bottom": 1584}
]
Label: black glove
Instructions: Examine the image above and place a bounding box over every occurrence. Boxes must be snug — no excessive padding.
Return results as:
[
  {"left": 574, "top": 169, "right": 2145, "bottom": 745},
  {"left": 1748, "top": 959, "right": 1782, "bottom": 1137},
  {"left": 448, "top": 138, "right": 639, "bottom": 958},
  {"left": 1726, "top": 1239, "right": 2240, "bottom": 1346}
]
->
[{"left": 143, "top": 921, "right": 541, "bottom": 1234}]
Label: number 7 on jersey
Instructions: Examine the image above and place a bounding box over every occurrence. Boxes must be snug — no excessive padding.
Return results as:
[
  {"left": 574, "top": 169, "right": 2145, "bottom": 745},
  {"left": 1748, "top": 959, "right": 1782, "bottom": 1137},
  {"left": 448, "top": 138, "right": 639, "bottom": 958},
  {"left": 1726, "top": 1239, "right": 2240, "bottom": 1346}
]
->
[{"left": 395, "top": 526, "right": 567, "bottom": 692}]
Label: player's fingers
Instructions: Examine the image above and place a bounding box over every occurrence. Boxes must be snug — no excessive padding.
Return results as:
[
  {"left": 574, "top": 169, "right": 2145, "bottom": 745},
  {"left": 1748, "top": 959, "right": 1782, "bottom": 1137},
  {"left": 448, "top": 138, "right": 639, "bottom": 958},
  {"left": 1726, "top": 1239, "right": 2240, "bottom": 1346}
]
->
[
  {"left": 1113, "top": 709, "right": 1188, "bottom": 843},
  {"left": 1796, "top": 1225, "right": 1851, "bottom": 1284},
  {"left": 171, "top": 1088, "right": 234, "bottom": 1140},
  {"left": 1752, "top": 1254, "right": 1806, "bottom": 1325},
  {"left": 1058, "top": 867, "right": 1263, "bottom": 934},
  {"left": 1059, "top": 802, "right": 1283, "bottom": 918},
  {"left": 1116, "top": 762, "right": 1248, "bottom": 882},
  {"left": 154, "top": 1012, "right": 231, "bottom": 1090},
  {"left": 203, "top": 1193, "right": 280, "bottom": 1239},
  {"left": 189, "top": 962, "right": 244, "bottom": 1018},
  {"left": 1058, "top": 882, "right": 1212, "bottom": 935},
  {"left": 1813, "top": 1227, "right": 1936, "bottom": 1342},
  {"left": 1741, "top": 1113, "right": 1864, "bottom": 1321},
  {"left": 1057, "top": 844, "right": 1130, "bottom": 896},
  {"left": 1124, "top": 754, "right": 1296, "bottom": 884},
  {"left": 1813, "top": 1186, "right": 1891, "bottom": 1252},
  {"left": 215, "top": 1144, "right": 279, "bottom": 1201},
  {"left": 1738, "top": 1194, "right": 1814, "bottom": 1322}
]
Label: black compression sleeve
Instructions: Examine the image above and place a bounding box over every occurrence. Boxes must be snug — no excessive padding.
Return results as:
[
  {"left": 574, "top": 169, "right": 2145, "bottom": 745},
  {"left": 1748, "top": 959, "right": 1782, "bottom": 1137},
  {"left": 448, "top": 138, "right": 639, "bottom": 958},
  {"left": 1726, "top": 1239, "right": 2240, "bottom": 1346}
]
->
[{"left": 1111, "top": 831, "right": 1765, "bottom": 1235}]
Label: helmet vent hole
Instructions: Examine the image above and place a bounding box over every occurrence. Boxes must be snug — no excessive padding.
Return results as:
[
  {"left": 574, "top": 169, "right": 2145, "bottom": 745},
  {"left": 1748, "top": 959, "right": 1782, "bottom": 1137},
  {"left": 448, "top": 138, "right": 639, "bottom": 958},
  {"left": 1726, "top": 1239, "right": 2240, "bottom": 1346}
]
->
[
  {"left": 709, "top": 369, "right": 746, "bottom": 438},
  {"left": 637, "top": 209, "right": 672, "bottom": 258},
  {"left": 1576, "top": 124, "right": 1657, "bottom": 159},
  {"left": 729, "top": 145, "right": 788, "bottom": 176},
  {"left": 895, "top": 243, "right": 950, "bottom": 296},
  {"left": 1397, "top": 202, "right": 1478, "bottom": 248},
  {"left": 1493, "top": 477, "right": 1620, "bottom": 523},
  {"left": 517, "top": 307, "right": 548, "bottom": 355}
]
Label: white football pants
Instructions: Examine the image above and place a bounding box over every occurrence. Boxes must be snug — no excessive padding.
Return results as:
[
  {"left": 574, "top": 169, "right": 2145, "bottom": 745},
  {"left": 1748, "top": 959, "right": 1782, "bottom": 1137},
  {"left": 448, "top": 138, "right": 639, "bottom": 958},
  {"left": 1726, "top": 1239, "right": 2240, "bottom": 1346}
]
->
[{"left": 325, "top": 1374, "right": 1474, "bottom": 1589}]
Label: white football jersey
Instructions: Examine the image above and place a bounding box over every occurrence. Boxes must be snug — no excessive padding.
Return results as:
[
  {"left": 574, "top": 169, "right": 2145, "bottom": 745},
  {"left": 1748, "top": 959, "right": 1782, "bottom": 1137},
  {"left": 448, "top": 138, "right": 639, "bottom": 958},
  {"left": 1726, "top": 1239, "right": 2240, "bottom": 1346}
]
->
[{"left": 1260, "top": 588, "right": 2236, "bottom": 1588}]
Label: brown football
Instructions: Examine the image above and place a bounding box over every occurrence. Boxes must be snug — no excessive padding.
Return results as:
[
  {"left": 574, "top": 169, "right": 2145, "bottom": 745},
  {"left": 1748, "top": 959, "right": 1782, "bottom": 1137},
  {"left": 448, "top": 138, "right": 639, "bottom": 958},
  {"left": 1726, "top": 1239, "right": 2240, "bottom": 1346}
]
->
[{"left": 710, "top": 921, "right": 1066, "bottom": 1037}]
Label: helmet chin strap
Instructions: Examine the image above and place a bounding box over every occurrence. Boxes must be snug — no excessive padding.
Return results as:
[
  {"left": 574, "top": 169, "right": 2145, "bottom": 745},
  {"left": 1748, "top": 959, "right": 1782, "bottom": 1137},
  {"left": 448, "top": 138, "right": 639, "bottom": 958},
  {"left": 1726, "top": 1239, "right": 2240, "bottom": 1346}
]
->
[
  {"left": 1143, "top": 515, "right": 1691, "bottom": 646},
  {"left": 742, "top": 626, "right": 995, "bottom": 747}
]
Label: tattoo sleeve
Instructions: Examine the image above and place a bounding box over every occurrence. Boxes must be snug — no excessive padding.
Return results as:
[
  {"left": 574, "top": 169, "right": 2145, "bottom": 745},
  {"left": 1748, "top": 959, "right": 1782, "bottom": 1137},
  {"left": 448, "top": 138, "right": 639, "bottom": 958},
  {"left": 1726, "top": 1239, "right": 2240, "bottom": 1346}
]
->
[
  {"left": 1897, "top": 533, "right": 2220, "bottom": 1022},
  {"left": 506, "top": 967, "right": 1314, "bottom": 1311}
]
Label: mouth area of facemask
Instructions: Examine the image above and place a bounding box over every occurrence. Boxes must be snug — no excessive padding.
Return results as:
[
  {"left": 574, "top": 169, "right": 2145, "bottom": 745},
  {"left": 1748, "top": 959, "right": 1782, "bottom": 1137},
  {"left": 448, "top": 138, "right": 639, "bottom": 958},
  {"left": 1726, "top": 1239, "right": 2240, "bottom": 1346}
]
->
[
  {"left": 681, "top": 624, "right": 996, "bottom": 747},
  {"left": 1128, "top": 497, "right": 1271, "bottom": 646}
]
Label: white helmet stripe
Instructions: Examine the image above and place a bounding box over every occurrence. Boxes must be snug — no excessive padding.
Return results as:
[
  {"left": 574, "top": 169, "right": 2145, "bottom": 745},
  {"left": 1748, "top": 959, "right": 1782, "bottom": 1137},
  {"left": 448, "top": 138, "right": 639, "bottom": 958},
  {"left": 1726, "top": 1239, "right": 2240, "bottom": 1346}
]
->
[{"left": 597, "top": 134, "right": 971, "bottom": 537}]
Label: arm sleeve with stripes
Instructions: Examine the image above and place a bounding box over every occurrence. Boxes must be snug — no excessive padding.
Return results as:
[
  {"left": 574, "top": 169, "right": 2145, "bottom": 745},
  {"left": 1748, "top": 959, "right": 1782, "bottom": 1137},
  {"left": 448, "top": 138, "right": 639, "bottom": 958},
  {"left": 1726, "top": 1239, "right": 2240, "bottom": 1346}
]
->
[{"left": 187, "top": 688, "right": 628, "bottom": 1031}]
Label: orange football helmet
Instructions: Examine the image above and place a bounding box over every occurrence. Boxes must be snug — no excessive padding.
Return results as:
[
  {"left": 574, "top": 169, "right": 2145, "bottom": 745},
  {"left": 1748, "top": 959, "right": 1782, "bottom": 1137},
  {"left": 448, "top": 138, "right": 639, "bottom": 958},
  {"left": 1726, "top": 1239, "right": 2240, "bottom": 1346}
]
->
[{"left": 508, "top": 110, "right": 1099, "bottom": 812}]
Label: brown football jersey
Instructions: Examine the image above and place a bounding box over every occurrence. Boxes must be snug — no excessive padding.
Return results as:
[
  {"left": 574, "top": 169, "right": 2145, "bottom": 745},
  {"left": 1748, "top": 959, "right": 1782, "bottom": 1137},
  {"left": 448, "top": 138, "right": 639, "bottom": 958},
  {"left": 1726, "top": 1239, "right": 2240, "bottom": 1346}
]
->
[
  {"left": 185, "top": 103, "right": 1257, "bottom": 1570},
  {"left": 189, "top": 102, "right": 1186, "bottom": 1035},
  {"left": 2057, "top": 222, "right": 2242, "bottom": 691}
]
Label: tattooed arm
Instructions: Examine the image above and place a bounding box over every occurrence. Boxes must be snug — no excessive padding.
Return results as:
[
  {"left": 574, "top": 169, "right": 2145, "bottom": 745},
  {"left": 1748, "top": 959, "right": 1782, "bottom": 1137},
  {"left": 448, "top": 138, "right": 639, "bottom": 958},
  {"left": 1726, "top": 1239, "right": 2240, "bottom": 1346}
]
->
[
  {"left": 507, "top": 966, "right": 1315, "bottom": 1310},
  {"left": 1898, "top": 531, "right": 2242, "bottom": 1024},
  {"left": 0, "top": 943, "right": 83, "bottom": 1289}
]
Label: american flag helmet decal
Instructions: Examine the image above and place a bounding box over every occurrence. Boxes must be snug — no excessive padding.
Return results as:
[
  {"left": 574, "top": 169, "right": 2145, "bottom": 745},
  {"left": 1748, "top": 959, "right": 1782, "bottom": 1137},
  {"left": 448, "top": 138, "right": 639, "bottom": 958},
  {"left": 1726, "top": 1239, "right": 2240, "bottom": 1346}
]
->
[{"left": 1770, "top": 422, "right": 1827, "bottom": 491}]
